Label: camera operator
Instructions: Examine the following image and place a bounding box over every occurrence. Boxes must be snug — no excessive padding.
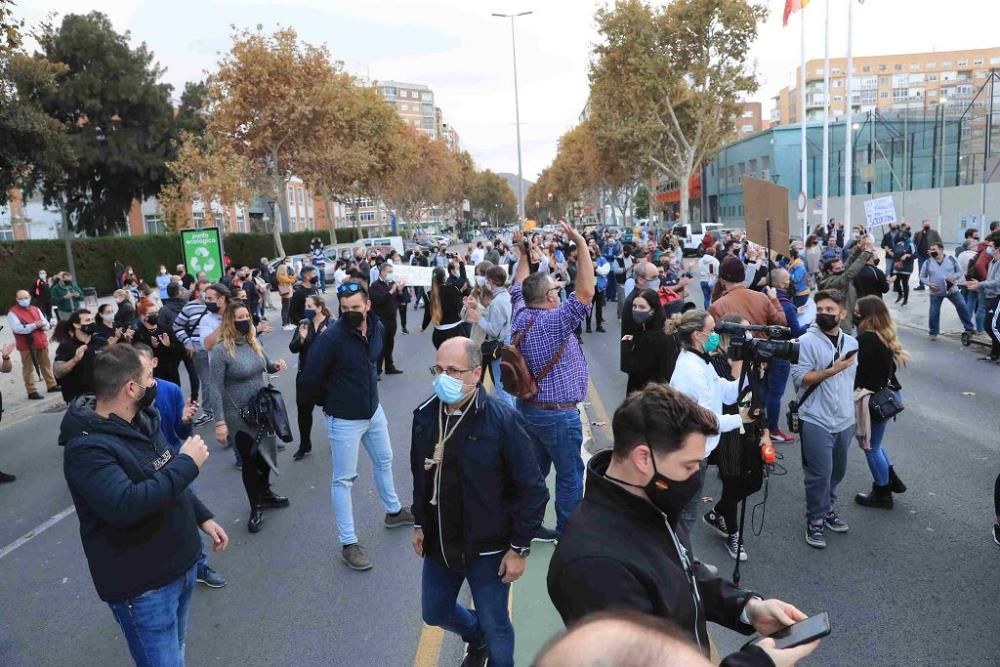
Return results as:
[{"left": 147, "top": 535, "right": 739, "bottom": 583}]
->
[
  {"left": 790, "top": 289, "right": 858, "bottom": 550},
  {"left": 668, "top": 310, "right": 753, "bottom": 539},
  {"left": 547, "top": 385, "right": 817, "bottom": 666}
]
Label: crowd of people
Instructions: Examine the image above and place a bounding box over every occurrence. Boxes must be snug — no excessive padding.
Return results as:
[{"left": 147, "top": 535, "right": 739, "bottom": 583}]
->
[{"left": 1, "top": 217, "right": 998, "bottom": 667}]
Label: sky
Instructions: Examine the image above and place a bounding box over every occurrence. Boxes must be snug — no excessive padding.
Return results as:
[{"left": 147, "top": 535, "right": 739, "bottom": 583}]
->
[{"left": 16, "top": 0, "right": 1000, "bottom": 183}]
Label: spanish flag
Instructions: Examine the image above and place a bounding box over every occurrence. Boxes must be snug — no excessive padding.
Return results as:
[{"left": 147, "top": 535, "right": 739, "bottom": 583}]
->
[{"left": 782, "top": 0, "right": 810, "bottom": 26}]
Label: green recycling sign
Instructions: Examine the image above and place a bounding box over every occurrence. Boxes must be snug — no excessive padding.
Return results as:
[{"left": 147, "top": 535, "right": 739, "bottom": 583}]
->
[{"left": 181, "top": 228, "right": 224, "bottom": 282}]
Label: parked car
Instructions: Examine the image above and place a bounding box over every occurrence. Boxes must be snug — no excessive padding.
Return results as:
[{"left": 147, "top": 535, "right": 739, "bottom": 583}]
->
[{"left": 671, "top": 222, "right": 725, "bottom": 257}]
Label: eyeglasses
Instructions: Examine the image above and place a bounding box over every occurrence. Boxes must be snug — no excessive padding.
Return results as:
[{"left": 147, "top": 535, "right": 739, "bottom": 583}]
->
[
  {"left": 338, "top": 283, "right": 362, "bottom": 296},
  {"left": 429, "top": 365, "right": 476, "bottom": 378}
]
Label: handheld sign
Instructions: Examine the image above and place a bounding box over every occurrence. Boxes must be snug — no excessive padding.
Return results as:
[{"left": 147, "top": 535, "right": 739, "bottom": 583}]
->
[{"left": 863, "top": 196, "right": 897, "bottom": 231}]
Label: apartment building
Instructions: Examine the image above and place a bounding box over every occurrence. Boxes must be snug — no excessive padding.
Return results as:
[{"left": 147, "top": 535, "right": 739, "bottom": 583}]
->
[
  {"left": 376, "top": 80, "right": 439, "bottom": 139},
  {"left": 771, "top": 47, "right": 1000, "bottom": 125},
  {"left": 736, "top": 102, "right": 768, "bottom": 138}
]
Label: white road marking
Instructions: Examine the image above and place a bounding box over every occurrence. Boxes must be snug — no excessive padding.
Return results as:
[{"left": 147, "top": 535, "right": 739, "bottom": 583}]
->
[{"left": 0, "top": 505, "right": 76, "bottom": 561}]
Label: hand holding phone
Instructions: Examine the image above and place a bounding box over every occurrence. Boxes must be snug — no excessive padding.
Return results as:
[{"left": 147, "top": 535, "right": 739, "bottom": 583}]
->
[{"left": 761, "top": 611, "right": 831, "bottom": 650}]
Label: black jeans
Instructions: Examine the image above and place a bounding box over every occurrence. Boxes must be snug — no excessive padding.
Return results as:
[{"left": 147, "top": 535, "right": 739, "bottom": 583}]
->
[
  {"left": 895, "top": 273, "right": 911, "bottom": 302},
  {"left": 180, "top": 352, "right": 199, "bottom": 401},
  {"left": 295, "top": 383, "right": 316, "bottom": 451},
  {"left": 714, "top": 475, "right": 756, "bottom": 537},
  {"left": 379, "top": 316, "right": 397, "bottom": 372},
  {"left": 234, "top": 431, "right": 271, "bottom": 509},
  {"left": 281, "top": 297, "right": 291, "bottom": 326},
  {"left": 398, "top": 304, "right": 408, "bottom": 331},
  {"left": 586, "top": 290, "right": 605, "bottom": 330}
]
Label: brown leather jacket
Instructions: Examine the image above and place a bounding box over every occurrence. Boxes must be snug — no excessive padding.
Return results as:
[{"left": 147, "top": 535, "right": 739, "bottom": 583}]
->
[{"left": 709, "top": 285, "right": 787, "bottom": 330}]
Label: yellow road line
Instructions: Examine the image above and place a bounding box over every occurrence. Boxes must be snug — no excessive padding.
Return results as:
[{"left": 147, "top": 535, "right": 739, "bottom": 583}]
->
[
  {"left": 412, "top": 624, "right": 445, "bottom": 667},
  {"left": 585, "top": 377, "right": 613, "bottom": 446}
]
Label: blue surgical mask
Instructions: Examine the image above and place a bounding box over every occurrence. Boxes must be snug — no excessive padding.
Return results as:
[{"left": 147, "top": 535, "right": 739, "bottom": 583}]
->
[
  {"left": 385, "top": 273, "right": 395, "bottom": 283},
  {"left": 433, "top": 373, "right": 468, "bottom": 405},
  {"left": 304, "top": 308, "right": 317, "bottom": 320},
  {"left": 703, "top": 332, "right": 721, "bottom": 353},
  {"left": 645, "top": 278, "right": 661, "bottom": 291},
  {"left": 632, "top": 309, "right": 652, "bottom": 325},
  {"left": 17, "top": 298, "right": 31, "bottom": 308}
]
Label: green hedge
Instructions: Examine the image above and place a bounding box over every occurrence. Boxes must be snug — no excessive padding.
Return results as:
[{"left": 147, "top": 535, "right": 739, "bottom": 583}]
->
[{"left": 0, "top": 227, "right": 365, "bottom": 313}]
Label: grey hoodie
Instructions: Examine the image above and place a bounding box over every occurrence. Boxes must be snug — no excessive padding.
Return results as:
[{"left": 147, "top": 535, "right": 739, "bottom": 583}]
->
[{"left": 790, "top": 323, "right": 859, "bottom": 433}]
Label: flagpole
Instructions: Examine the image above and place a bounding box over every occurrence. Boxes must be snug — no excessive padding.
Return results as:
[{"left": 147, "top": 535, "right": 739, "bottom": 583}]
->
[
  {"left": 821, "top": 0, "right": 830, "bottom": 234},
  {"left": 844, "top": 0, "right": 854, "bottom": 234},
  {"left": 800, "top": 6, "right": 808, "bottom": 241}
]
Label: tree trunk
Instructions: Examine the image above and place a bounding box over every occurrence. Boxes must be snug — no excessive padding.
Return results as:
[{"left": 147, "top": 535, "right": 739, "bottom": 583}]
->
[
  {"left": 272, "top": 170, "right": 288, "bottom": 259},
  {"left": 323, "top": 194, "right": 338, "bottom": 245},
  {"left": 679, "top": 174, "right": 691, "bottom": 227}
]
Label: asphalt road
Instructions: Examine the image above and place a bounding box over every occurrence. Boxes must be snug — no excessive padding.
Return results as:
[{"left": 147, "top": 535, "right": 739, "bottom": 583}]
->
[{"left": 1, "top": 289, "right": 998, "bottom": 666}]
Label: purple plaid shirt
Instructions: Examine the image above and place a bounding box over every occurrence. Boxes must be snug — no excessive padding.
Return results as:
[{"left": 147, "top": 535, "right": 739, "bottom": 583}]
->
[{"left": 511, "top": 284, "right": 591, "bottom": 404}]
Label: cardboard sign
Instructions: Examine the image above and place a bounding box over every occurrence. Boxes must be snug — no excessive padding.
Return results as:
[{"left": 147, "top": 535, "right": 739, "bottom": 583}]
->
[
  {"left": 863, "top": 196, "right": 897, "bottom": 230},
  {"left": 742, "top": 176, "right": 791, "bottom": 251}
]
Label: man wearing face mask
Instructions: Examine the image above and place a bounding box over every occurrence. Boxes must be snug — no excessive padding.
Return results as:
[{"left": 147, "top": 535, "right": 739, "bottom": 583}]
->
[
  {"left": 912, "top": 219, "right": 943, "bottom": 291},
  {"left": 54, "top": 309, "right": 108, "bottom": 403},
  {"left": 59, "top": 344, "right": 227, "bottom": 666},
  {"left": 790, "top": 289, "right": 859, "bottom": 549},
  {"left": 51, "top": 271, "right": 84, "bottom": 322},
  {"left": 410, "top": 337, "right": 547, "bottom": 667},
  {"left": 32, "top": 269, "right": 52, "bottom": 320},
  {"left": 8, "top": 290, "right": 60, "bottom": 399},
  {"left": 289, "top": 266, "right": 318, "bottom": 325},
  {"left": 920, "top": 242, "right": 976, "bottom": 342},
  {"left": 301, "top": 280, "right": 414, "bottom": 572},
  {"left": 548, "top": 384, "right": 813, "bottom": 661},
  {"left": 369, "top": 261, "right": 406, "bottom": 376}
]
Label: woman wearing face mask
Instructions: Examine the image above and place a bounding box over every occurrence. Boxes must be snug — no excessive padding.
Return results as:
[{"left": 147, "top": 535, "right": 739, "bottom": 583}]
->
[
  {"left": 890, "top": 229, "right": 915, "bottom": 306},
  {"left": 668, "top": 309, "right": 753, "bottom": 540},
  {"left": 288, "top": 294, "right": 331, "bottom": 460},
  {"left": 461, "top": 262, "right": 495, "bottom": 349},
  {"left": 155, "top": 265, "right": 171, "bottom": 300},
  {"left": 210, "top": 302, "right": 289, "bottom": 533},
  {"left": 131, "top": 298, "right": 181, "bottom": 386},
  {"left": 95, "top": 303, "right": 118, "bottom": 341},
  {"left": 112, "top": 289, "right": 137, "bottom": 331},
  {"left": 852, "top": 296, "right": 908, "bottom": 509},
  {"left": 423, "top": 267, "right": 466, "bottom": 349},
  {"left": 701, "top": 314, "right": 766, "bottom": 562},
  {"left": 621, "top": 289, "right": 678, "bottom": 394}
]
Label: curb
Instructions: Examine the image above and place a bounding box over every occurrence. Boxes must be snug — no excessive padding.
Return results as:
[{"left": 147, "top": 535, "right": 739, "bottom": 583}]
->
[{"left": 0, "top": 395, "right": 65, "bottom": 432}]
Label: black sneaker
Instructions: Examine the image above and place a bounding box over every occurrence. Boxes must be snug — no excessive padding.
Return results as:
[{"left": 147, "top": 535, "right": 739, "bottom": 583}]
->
[
  {"left": 726, "top": 533, "right": 748, "bottom": 561},
  {"left": 0, "top": 470, "right": 16, "bottom": 484},
  {"left": 805, "top": 522, "right": 826, "bottom": 549},
  {"left": 993, "top": 524, "right": 1000, "bottom": 548},
  {"left": 532, "top": 526, "right": 560, "bottom": 543},
  {"left": 192, "top": 412, "right": 213, "bottom": 427},
  {"left": 196, "top": 565, "right": 227, "bottom": 589},
  {"left": 461, "top": 642, "right": 488, "bottom": 667},
  {"left": 824, "top": 510, "right": 849, "bottom": 533},
  {"left": 385, "top": 367, "right": 404, "bottom": 375},
  {"left": 27, "top": 392, "right": 44, "bottom": 400},
  {"left": 702, "top": 510, "right": 729, "bottom": 538}
]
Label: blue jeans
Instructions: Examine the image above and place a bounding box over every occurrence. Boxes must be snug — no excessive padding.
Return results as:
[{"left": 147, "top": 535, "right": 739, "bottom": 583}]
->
[
  {"left": 605, "top": 279, "right": 617, "bottom": 302},
  {"left": 765, "top": 360, "right": 791, "bottom": 432},
  {"left": 326, "top": 405, "right": 402, "bottom": 545},
  {"left": 884, "top": 257, "right": 894, "bottom": 277},
  {"left": 864, "top": 391, "right": 899, "bottom": 486},
  {"left": 421, "top": 553, "right": 513, "bottom": 667},
  {"left": 108, "top": 564, "right": 197, "bottom": 667},
  {"left": 917, "top": 254, "right": 929, "bottom": 287},
  {"left": 489, "top": 358, "right": 515, "bottom": 408},
  {"left": 961, "top": 287, "right": 986, "bottom": 332},
  {"left": 517, "top": 403, "right": 584, "bottom": 534},
  {"left": 700, "top": 281, "right": 713, "bottom": 309},
  {"left": 928, "top": 290, "right": 976, "bottom": 335},
  {"left": 317, "top": 267, "right": 326, "bottom": 291}
]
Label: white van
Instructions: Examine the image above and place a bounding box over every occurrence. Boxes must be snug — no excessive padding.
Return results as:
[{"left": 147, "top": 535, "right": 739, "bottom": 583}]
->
[
  {"left": 356, "top": 236, "right": 405, "bottom": 257},
  {"left": 672, "top": 222, "right": 724, "bottom": 257}
]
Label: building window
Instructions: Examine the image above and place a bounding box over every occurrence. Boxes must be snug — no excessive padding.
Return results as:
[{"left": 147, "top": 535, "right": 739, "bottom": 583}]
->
[
  {"left": 880, "top": 91, "right": 889, "bottom": 99},
  {"left": 958, "top": 59, "right": 968, "bottom": 67},
  {"left": 834, "top": 79, "right": 843, "bottom": 88},
  {"left": 942, "top": 60, "right": 952, "bottom": 66},
  {"left": 748, "top": 158, "right": 758, "bottom": 173},
  {"left": 422, "top": 117, "right": 435, "bottom": 129},
  {"left": 991, "top": 57, "right": 1000, "bottom": 65},
  {"left": 862, "top": 65, "right": 871, "bottom": 72},
  {"left": 422, "top": 103, "right": 434, "bottom": 116},
  {"left": 192, "top": 212, "right": 205, "bottom": 230},
  {"left": 832, "top": 67, "right": 841, "bottom": 74},
  {"left": 974, "top": 57, "right": 984, "bottom": 66},
  {"left": 297, "top": 189, "right": 304, "bottom": 205},
  {"left": 741, "top": 124, "right": 754, "bottom": 133},
  {"left": 0, "top": 216, "right": 14, "bottom": 241},
  {"left": 143, "top": 214, "right": 165, "bottom": 235},
  {"left": 382, "top": 86, "right": 397, "bottom": 97},
  {"left": 834, "top": 95, "right": 843, "bottom": 101},
  {"left": 926, "top": 62, "right": 936, "bottom": 68},
  {"left": 893, "top": 64, "right": 902, "bottom": 71},
  {"left": 878, "top": 64, "right": 887, "bottom": 72},
  {"left": 742, "top": 109, "right": 754, "bottom": 118},
  {"left": 910, "top": 63, "right": 920, "bottom": 71},
  {"left": 926, "top": 73, "right": 938, "bottom": 81}
]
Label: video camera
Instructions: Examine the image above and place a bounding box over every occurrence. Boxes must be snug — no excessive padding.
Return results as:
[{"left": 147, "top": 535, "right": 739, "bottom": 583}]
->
[{"left": 715, "top": 322, "right": 799, "bottom": 364}]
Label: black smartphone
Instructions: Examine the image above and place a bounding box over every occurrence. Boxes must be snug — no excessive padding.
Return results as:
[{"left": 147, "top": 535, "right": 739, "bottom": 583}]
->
[
  {"left": 844, "top": 349, "right": 858, "bottom": 359},
  {"left": 765, "top": 612, "right": 831, "bottom": 650}
]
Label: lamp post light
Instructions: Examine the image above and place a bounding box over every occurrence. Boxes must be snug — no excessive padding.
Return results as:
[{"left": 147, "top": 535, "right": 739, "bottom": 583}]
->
[{"left": 492, "top": 10, "right": 532, "bottom": 223}]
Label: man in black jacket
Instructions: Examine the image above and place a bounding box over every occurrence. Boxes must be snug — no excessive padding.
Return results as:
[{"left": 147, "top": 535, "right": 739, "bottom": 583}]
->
[
  {"left": 369, "top": 262, "right": 405, "bottom": 376},
  {"left": 547, "top": 384, "right": 817, "bottom": 664},
  {"left": 410, "top": 337, "right": 547, "bottom": 667},
  {"left": 288, "top": 265, "right": 318, "bottom": 324},
  {"left": 60, "top": 344, "right": 228, "bottom": 666},
  {"left": 301, "top": 280, "right": 414, "bottom": 572}
]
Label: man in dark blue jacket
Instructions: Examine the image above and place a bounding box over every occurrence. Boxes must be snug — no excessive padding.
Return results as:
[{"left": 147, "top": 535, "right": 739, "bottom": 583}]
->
[
  {"left": 60, "top": 343, "right": 227, "bottom": 667},
  {"left": 768, "top": 268, "right": 810, "bottom": 444},
  {"left": 410, "top": 337, "right": 547, "bottom": 667},
  {"left": 301, "top": 279, "right": 414, "bottom": 572}
]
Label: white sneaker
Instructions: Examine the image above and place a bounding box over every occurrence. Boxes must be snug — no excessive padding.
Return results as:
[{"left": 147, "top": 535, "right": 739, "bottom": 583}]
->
[{"left": 282, "top": 324, "right": 296, "bottom": 331}]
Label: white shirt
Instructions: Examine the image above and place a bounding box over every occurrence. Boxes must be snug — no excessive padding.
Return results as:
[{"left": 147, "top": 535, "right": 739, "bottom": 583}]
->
[
  {"left": 333, "top": 268, "right": 347, "bottom": 289},
  {"left": 196, "top": 311, "right": 221, "bottom": 351},
  {"left": 698, "top": 255, "right": 720, "bottom": 285},
  {"left": 471, "top": 248, "right": 486, "bottom": 265},
  {"left": 957, "top": 249, "right": 977, "bottom": 285},
  {"left": 669, "top": 350, "right": 743, "bottom": 458}
]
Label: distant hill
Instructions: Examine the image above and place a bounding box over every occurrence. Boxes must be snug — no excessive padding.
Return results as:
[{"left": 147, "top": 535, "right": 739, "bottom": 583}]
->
[{"left": 496, "top": 172, "right": 534, "bottom": 208}]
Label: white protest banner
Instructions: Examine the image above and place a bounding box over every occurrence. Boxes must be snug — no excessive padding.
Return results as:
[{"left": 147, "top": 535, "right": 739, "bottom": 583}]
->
[
  {"left": 863, "top": 196, "right": 897, "bottom": 231},
  {"left": 390, "top": 264, "right": 435, "bottom": 287}
]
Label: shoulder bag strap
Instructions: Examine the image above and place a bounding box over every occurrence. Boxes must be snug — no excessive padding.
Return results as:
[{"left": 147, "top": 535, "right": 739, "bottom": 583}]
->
[
  {"left": 800, "top": 334, "right": 842, "bottom": 405},
  {"left": 536, "top": 338, "right": 570, "bottom": 385},
  {"left": 511, "top": 314, "right": 538, "bottom": 347}
]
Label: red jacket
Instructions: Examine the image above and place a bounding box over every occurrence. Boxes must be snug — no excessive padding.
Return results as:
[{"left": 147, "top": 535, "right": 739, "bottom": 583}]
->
[
  {"left": 8, "top": 304, "right": 48, "bottom": 350},
  {"left": 972, "top": 241, "right": 992, "bottom": 280}
]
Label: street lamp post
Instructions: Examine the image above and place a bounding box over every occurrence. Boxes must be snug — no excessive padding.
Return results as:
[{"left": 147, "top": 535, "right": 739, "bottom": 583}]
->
[
  {"left": 492, "top": 10, "right": 531, "bottom": 223},
  {"left": 937, "top": 97, "right": 948, "bottom": 233}
]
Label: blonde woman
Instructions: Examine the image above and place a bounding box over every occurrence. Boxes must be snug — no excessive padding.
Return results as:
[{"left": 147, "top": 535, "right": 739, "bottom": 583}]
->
[
  {"left": 462, "top": 261, "right": 494, "bottom": 347},
  {"left": 112, "top": 289, "right": 136, "bottom": 331},
  {"left": 210, "top": 301, "right": 288, "bottom": 533},
  {"left": 852, "top": 295, "right": 908, "bottom": 509}
]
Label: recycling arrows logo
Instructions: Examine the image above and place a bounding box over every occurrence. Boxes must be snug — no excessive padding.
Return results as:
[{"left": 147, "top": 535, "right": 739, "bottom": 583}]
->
[{"left": 189, "top": 246, "right": 216, "bottom": 273}]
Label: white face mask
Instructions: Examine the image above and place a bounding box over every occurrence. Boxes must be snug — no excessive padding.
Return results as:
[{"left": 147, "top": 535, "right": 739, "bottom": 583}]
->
[
  {"left": 987, "top": 246, "right": 996, "bottom": 256},
  {"left": 476, "top": 276, "right": 487, "bottom": 288}
]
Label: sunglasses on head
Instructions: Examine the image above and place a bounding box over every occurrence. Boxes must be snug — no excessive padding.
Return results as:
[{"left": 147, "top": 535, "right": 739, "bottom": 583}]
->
[{"left": 338, "top": 283, "right": 362, "bottom": 296}]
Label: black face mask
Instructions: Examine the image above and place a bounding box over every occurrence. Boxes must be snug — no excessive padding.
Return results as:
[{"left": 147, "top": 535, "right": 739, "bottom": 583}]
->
[
  {"left": 146, "top": 314, "right": 159, "bottom": 325},
  {"left": 853, "top": 313, "right": 865, "bottom": 327},
  {"left": 80, "top": 322, "right": 98, "bottom": 335},
  {"left": 234, "top": 320, "right": 251, "bottom": 336},
  {"left": 816, "top": 313, "right": 840, "bottom": 332},
  {"left": 205, "top": 302, "right": 220, "bottom": 314},
  {"left": 135, "top": 380, "right": 157, "bottom": 412},
  {"left": 342, "top": 310, "right": 364, "bottom": 329},
  {"left": 930, "top": 252, "right": 939, "bottom": 259},
  {"left": 606, "top": 451, "right": 702, "bottom": 518}
]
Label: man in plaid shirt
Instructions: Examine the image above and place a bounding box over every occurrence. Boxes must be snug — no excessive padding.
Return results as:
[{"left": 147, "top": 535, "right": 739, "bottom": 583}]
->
[{"left": 511, "top": 223, "right": 595, "bottom": 542}]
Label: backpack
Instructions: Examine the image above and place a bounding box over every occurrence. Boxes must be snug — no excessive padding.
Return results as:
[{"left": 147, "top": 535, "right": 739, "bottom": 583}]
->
[{"left": 500, "top": 315, "right": 569, "bottom": 400}]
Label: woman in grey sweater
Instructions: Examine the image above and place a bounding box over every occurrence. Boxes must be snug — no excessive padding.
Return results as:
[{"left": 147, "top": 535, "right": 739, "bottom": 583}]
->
[{"left": 211, "top": 301, "right": 288, "bottom": 533}]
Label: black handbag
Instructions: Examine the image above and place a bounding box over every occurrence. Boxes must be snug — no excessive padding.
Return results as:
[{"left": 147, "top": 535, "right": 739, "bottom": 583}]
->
[{"left": 869, "top": 364, "right": 903, "bottom": 422}]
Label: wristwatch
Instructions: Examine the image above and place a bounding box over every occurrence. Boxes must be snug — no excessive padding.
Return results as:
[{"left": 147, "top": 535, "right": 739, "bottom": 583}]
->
[{"left": 511, "top": 545, "right": 531, "bottom": 558}]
